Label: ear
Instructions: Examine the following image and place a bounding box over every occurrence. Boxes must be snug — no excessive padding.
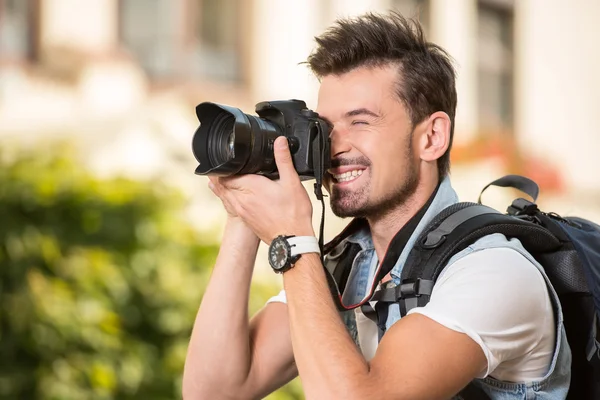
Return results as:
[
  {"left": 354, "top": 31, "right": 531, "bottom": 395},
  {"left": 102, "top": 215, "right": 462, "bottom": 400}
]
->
[{"left": 418, "top": 111, "right": 451, "bottom": 163}]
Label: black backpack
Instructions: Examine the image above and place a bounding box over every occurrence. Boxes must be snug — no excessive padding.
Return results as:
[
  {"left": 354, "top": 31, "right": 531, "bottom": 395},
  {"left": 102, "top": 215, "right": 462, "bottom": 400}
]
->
[{"left": 326, "top": 175, "right": 600, "bottom": 399}]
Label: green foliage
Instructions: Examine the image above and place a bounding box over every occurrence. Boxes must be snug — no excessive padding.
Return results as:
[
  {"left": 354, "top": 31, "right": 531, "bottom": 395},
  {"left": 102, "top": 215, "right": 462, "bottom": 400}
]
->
[{"left": 0, "top": 145, "right": 303, "bottom": 400}]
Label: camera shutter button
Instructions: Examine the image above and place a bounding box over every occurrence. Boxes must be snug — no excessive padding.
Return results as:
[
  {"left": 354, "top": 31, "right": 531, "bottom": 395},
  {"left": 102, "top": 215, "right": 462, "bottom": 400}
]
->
[{"left": 300, "top": 109, "right": 316, "bottom": 117}]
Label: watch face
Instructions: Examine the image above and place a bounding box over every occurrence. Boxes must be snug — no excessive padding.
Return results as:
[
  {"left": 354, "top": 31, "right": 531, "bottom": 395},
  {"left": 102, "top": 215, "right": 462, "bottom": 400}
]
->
[{"left": 269, "top": 237, "right": 290, "bottom": 271}]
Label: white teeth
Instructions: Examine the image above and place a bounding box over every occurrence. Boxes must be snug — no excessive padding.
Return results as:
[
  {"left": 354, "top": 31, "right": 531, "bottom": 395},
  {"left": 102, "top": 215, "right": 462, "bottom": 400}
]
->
[{"left": 332, "top": 169, "right": 364, "bottom": 183}]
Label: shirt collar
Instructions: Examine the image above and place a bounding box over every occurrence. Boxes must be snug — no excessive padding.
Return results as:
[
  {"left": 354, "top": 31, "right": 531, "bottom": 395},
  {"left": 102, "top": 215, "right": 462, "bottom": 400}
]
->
[
  {"left": 337, "top": 177, "right": 459, "bottom": 278},
  {"left": 390, "top": 176, "right": 459, "bottom": 281}
]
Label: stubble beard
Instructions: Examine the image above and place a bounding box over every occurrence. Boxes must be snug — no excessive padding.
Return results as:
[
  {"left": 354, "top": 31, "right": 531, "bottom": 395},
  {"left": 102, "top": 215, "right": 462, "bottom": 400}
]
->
[
  {"left": 329, "top": 138, "right": 419, "bottom": 219},
  {"left": 330, "top": 162, "right": 419, "bottom": 219}
]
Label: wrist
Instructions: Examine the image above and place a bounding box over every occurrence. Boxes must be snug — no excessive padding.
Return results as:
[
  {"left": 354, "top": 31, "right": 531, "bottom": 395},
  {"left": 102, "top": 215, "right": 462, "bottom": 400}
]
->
[{"left": 224, "top": 217, "right": 260, "bottom": 245}]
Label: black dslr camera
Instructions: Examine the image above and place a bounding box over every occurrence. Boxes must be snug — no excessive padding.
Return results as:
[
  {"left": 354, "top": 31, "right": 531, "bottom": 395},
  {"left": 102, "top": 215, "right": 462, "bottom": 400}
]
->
[{"left": 191, "top": 100, "right": 331, "bottom": 180}]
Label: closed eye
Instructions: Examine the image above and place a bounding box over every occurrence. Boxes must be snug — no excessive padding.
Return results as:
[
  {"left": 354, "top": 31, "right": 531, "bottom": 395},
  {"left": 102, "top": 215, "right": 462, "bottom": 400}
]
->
[{"left": 351, "top": 120, "right": 368, "bottom": 126}]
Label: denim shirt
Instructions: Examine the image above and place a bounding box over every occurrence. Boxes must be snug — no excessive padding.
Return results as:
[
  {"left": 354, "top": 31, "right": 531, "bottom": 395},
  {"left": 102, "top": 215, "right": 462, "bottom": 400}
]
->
[{"left": 325, "top": 177, "right": 572, "bottom": 399}]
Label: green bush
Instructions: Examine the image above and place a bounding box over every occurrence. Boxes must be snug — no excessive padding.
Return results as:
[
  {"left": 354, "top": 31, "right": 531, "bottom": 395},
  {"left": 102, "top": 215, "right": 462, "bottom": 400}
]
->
[{"left": 0, "top": 145, "right": 303, "bottom": 400}]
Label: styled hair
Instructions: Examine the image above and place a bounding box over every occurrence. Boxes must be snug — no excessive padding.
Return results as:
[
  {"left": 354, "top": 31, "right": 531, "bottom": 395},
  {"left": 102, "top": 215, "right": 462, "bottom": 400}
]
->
[{"left": 306, "top": 11, "right": 457, "bottom": 178}]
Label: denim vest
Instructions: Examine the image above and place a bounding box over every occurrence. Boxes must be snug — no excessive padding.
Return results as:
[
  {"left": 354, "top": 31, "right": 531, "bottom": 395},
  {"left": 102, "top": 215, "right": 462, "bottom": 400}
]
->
[{"left": 326, "top": 178, "right": 572, "bottom": 399}]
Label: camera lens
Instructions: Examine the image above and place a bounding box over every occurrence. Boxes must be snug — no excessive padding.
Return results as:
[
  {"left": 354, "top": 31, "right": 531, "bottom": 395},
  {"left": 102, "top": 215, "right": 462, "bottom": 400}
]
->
[
  {"left": 207, "top": 113, "right": 235, "bottom": 166},
  {"left": 228, "top": 131, "right": 235, "bottom": 154},
  {"left": 192, "top": 102, "right": 281, "bottom": 176}
]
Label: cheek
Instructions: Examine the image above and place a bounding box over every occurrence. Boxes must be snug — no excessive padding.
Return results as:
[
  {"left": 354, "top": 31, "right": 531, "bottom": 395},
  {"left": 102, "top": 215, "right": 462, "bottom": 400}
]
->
[{"left": 371, "top": 146, "right": 414, "bottom": 187}]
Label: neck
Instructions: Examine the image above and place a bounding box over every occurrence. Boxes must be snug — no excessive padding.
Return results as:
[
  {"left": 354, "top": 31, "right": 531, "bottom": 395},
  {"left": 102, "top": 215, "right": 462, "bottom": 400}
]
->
[{"left": 367, "top": 177, "right": 438, "bottom": 262}]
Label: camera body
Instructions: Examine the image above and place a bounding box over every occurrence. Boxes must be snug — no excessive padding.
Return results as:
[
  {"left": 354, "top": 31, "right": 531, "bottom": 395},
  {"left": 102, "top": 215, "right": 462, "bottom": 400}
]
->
[
  {"left": 192, "top": 99, "right": 331, "bottom": 181},
  {"left": 253, "top": 100, "right": 330, "bottom": 179}
]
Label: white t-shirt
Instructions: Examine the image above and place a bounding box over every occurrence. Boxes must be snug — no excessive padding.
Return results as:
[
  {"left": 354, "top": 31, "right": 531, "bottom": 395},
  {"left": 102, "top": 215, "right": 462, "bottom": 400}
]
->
[{"left": 267, "top": 247, "right": 556, "bottom": 382}]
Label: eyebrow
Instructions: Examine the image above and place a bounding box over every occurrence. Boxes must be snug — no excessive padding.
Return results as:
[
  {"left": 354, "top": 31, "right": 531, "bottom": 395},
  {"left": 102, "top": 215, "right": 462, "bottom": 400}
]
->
[
  {"left": 319, "top": 108, "right": 381, "bottom": 126},
  {"left": 344, "top": 108, "right": 380, "bottom": 120}
]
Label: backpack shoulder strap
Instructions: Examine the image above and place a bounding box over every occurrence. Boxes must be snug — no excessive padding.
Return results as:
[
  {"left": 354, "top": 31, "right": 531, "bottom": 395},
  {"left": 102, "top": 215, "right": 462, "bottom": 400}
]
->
[{"left": 370, "top": 202, "right": 562, "bottom": 316}]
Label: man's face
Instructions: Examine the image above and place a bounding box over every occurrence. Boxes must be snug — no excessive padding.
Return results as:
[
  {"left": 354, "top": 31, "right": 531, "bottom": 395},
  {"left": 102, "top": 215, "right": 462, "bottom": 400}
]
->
[{"left": 316, "top": 64, "right": 420, "bottom": 219}]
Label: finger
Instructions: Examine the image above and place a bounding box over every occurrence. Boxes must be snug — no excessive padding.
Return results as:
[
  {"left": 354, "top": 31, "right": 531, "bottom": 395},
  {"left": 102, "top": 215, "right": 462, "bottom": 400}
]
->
[
  {"left": 218, "top": 184, "right": 245, "bottom": 216},
  {"left": 209, "top": 174, "right": 228, "bottom": 188},
  {"left": 219, "top": 174, "right": 245, "bottom": 189},
  {"left": 220, "top": 174, "right": 269, "bottom": 192},
  {"left": 207, "top": 176, "right": 216, "bottom": 189},
  {"left": 208, "top": 178, "right": 224, "bottom": 198},
  {"left": 219, "top": 175, "right": 249, "bottom": 192},
  {"left": 208, "top": 178, "right": 243, "bottom": 215},
  {"left": 273, "top": 136, "right": 299, "bottom": 183},
  {"left": 209, "top": 176, "right": 231, "bottom": 191}
]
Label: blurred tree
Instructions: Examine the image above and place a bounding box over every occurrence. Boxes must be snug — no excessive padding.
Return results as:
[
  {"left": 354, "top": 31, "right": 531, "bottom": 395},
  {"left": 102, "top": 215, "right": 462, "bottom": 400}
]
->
[{"left": 0, "top": 144, "right": 303, "bottom": 400}]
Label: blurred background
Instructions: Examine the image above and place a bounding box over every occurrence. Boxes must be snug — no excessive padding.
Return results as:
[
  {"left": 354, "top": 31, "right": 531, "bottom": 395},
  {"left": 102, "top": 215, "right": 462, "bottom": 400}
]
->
[{"left": 1, "top": 0, "right": 599, "bottom": 399}]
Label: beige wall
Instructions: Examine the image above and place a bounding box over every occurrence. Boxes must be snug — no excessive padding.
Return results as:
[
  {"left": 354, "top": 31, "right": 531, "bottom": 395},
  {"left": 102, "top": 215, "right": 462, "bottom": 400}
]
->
[
  {"left": 430, "top": 0, "right": 479, "bottom": 143},
  {"left": 40, "top": 0, "right": 118, "bottom": 54},
  {"left": 515, "top": 0, "right": 600, "bottom": 192},
  {"left": 249, "top": 0, "right": 323, "bottom": 107}
]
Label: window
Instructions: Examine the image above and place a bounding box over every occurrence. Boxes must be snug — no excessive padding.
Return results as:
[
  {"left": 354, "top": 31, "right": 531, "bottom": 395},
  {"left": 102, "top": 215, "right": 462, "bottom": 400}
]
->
[
  {"left": 392, "top": 0, "right": 430, "bottom": 37},
  {"left": 191, "top": 0, "right": 239, "bottom": 80},
  {"left": 119, "top": 0, "right": 241, "bottom": 82},
  {"left": 119, "top": 0, "right": 178, "bottom": 78},
  {"left": 477, "top": 0, "right": 514, "bottom": 132},
  {"left": 0, "top": 0, "right": 35, "bottom": 61}
]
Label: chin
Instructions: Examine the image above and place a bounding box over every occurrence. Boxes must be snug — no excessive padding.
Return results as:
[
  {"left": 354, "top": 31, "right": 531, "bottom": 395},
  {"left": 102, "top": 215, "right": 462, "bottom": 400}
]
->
[
  {"left": 330, "top": 186, "right": 370, "bottom": 218},
  {"left": 330, "top": 201, "right": 365, "bottom": 218}
]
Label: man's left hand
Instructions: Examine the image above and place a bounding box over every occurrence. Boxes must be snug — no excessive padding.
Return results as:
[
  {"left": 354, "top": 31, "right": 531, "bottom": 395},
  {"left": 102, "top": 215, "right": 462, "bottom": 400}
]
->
[{"left": 208, "top": 136, "right": 315, "bottom": 244}]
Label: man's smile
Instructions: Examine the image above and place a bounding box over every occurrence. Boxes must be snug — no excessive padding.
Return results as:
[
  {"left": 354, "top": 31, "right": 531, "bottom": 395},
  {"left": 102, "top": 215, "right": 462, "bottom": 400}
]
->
[{"left": 328, "top": 166, "right": 368, "bottom": 185}]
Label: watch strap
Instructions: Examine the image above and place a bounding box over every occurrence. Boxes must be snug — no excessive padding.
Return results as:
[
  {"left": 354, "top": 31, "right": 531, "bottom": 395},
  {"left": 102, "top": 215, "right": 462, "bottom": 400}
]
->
[{"left": 287, "top": 236, "right": 321, "bottom": 257}]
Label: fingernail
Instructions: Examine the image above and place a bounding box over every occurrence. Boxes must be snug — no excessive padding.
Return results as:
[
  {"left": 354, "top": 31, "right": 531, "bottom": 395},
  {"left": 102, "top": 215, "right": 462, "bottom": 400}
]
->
[{"left": 208, "top": 182, "right": 215, "bottom": 191}]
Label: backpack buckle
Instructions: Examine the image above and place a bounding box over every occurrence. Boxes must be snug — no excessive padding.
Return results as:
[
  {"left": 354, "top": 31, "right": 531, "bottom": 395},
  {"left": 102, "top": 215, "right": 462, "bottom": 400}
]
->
[
  {"left": 399, "top": 279, "right": 434, "bottom": 298},
  {"left": 507, "top": 198, "right": 539, "bottom": 217}
]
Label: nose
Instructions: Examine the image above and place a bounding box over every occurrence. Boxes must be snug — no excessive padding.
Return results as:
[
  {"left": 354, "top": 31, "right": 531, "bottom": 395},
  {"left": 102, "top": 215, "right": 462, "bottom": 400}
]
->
[{"left": 329, "top": 127, "right": 352, "bottom": 159}]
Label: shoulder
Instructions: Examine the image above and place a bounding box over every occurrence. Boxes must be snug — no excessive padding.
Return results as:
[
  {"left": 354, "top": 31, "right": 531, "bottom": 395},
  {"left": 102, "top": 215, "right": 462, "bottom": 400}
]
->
[
  {"left": 438, "top": 239, "right": 547, "bottom": 290},
  {"left": 436, "top": 232, "right": 549, "bottom": 299},
  {"left": 431, "top": 244, "right": 552, "bottom": 326},
  {"left": 409, "top": 244, "right": 555, "bottom": 379}
]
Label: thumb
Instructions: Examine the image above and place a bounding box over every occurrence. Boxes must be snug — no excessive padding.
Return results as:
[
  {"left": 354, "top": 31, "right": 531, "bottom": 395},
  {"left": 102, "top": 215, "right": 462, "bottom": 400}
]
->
[{"left": 274, "top": 136, "right": 298, "bottom": 182}]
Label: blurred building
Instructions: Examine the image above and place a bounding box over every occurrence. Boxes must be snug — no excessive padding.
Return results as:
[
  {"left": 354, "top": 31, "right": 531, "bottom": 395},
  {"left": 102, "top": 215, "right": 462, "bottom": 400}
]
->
[{"left": 1, "top": 0, "right": 599, "bottom": 264}]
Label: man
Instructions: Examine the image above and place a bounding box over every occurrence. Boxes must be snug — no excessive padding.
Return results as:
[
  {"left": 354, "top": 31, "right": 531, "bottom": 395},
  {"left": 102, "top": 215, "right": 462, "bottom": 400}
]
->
[{"left": 183, "top": 12, "right": 570, "bottom": 399}]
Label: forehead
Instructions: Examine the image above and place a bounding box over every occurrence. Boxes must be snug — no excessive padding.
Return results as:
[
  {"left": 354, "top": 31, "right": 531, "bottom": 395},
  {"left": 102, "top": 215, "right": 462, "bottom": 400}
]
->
[{"left": 316, "top": 64, "right": 401, "bottom": 118}]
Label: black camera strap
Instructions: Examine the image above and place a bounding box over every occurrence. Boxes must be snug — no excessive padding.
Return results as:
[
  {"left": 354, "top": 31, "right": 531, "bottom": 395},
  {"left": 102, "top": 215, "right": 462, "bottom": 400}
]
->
[
  {"left": 360, "top": 182, "right": 439, "bottom": 334},
  {"left": 315, "top": 184, "right": 326, "bottom": 264},
  {"left": 312, "top": 121, "right": 329, "bottom": 263}
]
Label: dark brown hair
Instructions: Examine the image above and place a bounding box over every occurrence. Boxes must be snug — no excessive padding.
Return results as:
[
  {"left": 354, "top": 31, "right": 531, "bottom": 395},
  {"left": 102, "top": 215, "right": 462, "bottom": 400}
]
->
[{"left": 306, "top": 11, "right": 457, "bottom": 178}]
